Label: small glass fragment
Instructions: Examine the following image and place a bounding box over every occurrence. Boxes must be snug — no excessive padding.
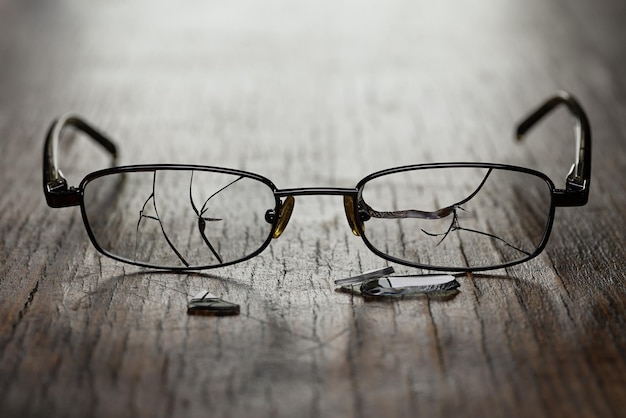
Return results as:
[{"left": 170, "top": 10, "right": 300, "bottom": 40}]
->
[
  {"left": 187, "top": 290, "right": 240, "bottom": 316},
  {"left": 360, "top": 274, "right": 459, "bottom": 297},
  {"left": 334, "top": 266, "right": 395, "bottom": 286}
]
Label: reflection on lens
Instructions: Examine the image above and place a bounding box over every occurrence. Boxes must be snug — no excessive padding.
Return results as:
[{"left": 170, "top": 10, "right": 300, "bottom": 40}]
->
[
  {"left": 82, "top": 168, "right": 277, "bottom": 269},
  {"left": 358, "top": 166, "right": 553, "bottom": 270}
]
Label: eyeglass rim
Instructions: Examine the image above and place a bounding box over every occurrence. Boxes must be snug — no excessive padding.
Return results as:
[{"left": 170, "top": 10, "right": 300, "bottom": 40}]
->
[
  {"left": 79, "top": 164, "right": 283, "bottom": 271},
  {"left": 353, "top": 162, "right": 558, "bottom": 272}
]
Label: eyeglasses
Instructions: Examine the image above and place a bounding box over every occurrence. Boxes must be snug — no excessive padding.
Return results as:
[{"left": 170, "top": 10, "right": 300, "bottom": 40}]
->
[{"left": 43, "top": 91, "right": 591, "bottom": 272}]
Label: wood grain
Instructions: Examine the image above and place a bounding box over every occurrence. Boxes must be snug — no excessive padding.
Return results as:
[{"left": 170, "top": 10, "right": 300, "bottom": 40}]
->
[{"left": 1, "top": 0, "right": 626, "bottom": 417}]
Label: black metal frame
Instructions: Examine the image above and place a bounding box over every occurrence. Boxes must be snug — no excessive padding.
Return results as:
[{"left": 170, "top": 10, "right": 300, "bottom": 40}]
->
[
  {"left": 78, "top": 165, "right": 283, "bottom": 270},
  {"left": 43, "top": 91, "right": 591, "bottom": 272},
  {"left": 354, "top": 163, "right": 557, "bottom": 272}
]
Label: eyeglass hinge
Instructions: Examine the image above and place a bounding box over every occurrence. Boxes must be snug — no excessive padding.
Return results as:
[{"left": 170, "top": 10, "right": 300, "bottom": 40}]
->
[
  {"left": 553, "top": 186, "right": 588, "bottom": 207},
  {"left": 45, "top": 179, "right": 81, "bottom": 208}
]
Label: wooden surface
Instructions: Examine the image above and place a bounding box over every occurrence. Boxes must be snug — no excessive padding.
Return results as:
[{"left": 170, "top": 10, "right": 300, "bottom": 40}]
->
[{"left": 1, "top": 0, "right": 626, "bottom": 417}]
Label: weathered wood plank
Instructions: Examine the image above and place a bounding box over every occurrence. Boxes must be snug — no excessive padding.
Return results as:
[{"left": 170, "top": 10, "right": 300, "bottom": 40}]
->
[{"left": 1, "top": 0, "right": 626, "bottom": 417}]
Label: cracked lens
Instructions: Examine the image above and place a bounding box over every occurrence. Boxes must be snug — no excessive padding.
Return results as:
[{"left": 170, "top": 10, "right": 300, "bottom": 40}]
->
[
  {"left": 188, "top": 171, "right": 245, "bottom": 264},
  {"left": 82, "top": 169, "right": 276, "bottom": 269},
  {"left": 360, "top": 167, "right": 552, "bottom": 269},
  {"left": 417, "top": 169, "right": 530, "bottom": 256},
  {"left": 136, "top": 171, "right": 190, "bottom": 267}
]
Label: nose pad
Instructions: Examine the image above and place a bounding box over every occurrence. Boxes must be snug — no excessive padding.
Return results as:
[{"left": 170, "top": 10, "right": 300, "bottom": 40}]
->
[
  {"left": 272, "top": 196, "right": 295, "bottom": 239},
  {"left": 343, "top": 195, "right": 363, "bottom": 236}
]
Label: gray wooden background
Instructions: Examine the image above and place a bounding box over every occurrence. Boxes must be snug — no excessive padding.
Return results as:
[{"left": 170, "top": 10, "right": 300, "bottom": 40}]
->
[{"left": 1, "top": 0, "right": 625, "bottom": 417}]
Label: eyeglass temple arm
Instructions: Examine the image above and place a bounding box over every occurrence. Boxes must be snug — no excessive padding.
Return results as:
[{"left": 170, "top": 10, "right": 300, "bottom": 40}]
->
[
  {"left": 43, "top": 114, "right": 118, "bottom": 208},
  {"left": 515, "top": 91, "right": 591, "bottom": 206}
]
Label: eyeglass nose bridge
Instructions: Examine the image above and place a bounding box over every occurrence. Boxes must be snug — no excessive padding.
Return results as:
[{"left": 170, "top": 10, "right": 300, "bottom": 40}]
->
[{"left": 270, "top": 187, "right": 363, "bottom": 239}]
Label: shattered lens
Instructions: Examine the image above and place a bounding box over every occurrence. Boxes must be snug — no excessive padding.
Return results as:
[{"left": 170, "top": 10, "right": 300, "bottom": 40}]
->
[
  {"left": 81, "top": 168, "right": 277, "bottom": 269},
  {"left": 358, "top": 166, "right": 554, "bottom": 270}
]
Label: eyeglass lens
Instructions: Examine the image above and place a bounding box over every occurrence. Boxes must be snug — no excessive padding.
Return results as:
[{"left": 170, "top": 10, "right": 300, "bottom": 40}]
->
[
  {"left": 82, "top": 169, "right": 277, "bottom": 269},
  {"left": 359, "top": 166, "right": 553, "bottom": 270}
]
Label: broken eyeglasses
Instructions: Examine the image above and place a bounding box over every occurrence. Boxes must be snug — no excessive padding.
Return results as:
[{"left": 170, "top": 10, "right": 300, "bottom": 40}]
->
[{"left": 43, "top": 92, "right": 590, "bottom": 272}]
